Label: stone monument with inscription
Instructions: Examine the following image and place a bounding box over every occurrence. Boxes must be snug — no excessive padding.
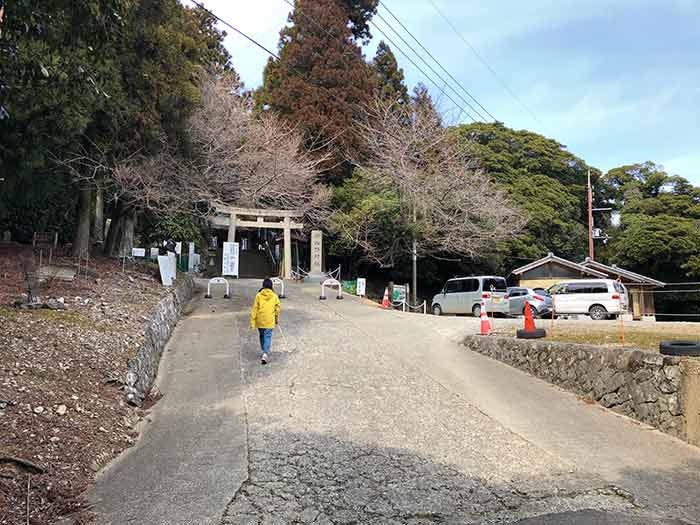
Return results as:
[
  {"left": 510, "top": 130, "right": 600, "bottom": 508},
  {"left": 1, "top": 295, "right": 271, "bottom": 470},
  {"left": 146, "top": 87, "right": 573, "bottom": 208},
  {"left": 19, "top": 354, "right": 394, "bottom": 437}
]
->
[{"left": 306, "top": 230, "right": 325, "bottom": 282}]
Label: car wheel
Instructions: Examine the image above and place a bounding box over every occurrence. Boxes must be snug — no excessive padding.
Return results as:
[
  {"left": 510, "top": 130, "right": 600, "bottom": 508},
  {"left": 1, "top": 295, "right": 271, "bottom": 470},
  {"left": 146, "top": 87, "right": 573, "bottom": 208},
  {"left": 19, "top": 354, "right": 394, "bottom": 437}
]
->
[
  {"left": 472, "top": 304, "right": 481, "bottom": 318},
  {"left": 589, "top": 305, "right": 608, "bottom": 321},
  {"left": 432, "top": 304, "right": 442, "bottom": 316}
]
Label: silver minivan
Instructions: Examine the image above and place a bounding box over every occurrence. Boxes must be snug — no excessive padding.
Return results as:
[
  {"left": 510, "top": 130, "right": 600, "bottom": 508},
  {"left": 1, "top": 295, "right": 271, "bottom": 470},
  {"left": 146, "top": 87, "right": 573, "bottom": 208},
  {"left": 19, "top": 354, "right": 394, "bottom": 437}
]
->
[{"left": 432, "top": 276, "right": 509, "bottom": 316}]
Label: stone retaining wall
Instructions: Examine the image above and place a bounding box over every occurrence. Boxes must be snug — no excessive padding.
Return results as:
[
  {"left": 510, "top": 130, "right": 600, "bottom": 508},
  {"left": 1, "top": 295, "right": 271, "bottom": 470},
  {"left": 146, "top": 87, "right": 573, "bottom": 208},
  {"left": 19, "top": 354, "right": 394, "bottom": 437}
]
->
[
  {"left": 463, "top": 336, "right": 700, "bottom": 445},
  {"left": 125, "top": 275, "right": 194, "bottom": 406}
]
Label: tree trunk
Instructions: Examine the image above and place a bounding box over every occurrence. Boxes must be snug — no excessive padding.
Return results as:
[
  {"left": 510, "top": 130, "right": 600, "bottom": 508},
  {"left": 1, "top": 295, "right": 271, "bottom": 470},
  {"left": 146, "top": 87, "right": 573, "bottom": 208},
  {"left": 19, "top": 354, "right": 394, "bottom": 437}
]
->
[
  {"left": 72, "top": 184, "right": 93, "bottom": 257},
  {"left": 118, "top": 211, "right": 136, "bottom": 257},
  {"left": 104, "top": 200, "right": 125, "bottom": 256},
  {"left": 92, "top": 184, "right": 104, "bottom": 245}
]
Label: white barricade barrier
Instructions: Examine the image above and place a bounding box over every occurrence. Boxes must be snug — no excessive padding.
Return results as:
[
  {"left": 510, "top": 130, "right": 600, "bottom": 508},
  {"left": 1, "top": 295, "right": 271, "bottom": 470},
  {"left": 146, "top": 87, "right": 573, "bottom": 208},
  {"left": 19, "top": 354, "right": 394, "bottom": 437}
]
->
[
  {"left": 271, "top": 277, "right": 285, "bottom": 299},
  {"left": 205, "top": 277, "right": 230, "bottom": 299},
  {"left": 320, "top": 278, "right": 343, "bottom": 300},
  {"left": 391, "top": 298, "right": 427, "bottom": 314}
]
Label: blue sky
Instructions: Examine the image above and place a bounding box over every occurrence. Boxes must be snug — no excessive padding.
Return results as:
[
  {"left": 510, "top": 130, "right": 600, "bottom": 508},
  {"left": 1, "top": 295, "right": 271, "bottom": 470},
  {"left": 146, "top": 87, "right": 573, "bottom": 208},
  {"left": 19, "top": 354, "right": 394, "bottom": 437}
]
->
[{"left": 195, "top": 0, "right": 700, "bottom": 185}]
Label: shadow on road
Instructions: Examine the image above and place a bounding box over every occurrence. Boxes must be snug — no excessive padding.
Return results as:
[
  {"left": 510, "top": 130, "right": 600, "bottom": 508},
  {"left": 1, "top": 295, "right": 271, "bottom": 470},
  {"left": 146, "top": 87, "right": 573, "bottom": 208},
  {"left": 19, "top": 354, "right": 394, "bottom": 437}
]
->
[{"left": 221, "top": 430, "right": 697, "bottom": 525}]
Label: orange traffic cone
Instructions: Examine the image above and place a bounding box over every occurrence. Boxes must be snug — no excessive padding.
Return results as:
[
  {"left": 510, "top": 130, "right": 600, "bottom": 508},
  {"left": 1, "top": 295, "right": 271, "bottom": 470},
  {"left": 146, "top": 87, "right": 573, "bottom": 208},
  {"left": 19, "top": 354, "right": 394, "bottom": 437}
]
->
[
  {"left": 516, "top": 300, "right": 546, "bottom": 339},
  {"left": 523, "top": 300, "right": 536, "bottom": 332},
  {"left": 479, "top": 300, "right": 492, "bottom": 335},
  {"left": 380, "top": 288, "right": 390, "bottom": 309}
]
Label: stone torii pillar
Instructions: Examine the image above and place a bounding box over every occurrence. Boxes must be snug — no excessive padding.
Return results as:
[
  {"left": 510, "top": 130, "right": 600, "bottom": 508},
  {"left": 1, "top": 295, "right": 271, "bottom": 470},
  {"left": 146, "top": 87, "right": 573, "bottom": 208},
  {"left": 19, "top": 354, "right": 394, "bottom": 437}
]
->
[
  {"left": 227, "top": 213, "right": 237, "bottom": 243},
  {"left": 283, "top": 216, "right": 292, "bottom": 281}
]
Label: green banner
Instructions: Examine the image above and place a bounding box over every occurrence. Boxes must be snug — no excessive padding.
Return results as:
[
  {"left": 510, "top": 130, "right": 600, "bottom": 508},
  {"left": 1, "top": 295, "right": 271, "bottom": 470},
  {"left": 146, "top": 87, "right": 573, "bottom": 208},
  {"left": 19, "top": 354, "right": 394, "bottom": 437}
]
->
[{"left": 342, "top": 280, "right": 357, "bottom": 295}]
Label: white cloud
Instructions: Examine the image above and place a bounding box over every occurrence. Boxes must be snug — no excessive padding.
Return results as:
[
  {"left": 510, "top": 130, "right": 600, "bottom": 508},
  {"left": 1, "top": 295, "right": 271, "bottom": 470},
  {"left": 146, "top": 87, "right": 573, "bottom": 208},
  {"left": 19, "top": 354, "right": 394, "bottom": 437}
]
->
[{"left": 662, "top": 154, "right": 700, "bottom": 185}]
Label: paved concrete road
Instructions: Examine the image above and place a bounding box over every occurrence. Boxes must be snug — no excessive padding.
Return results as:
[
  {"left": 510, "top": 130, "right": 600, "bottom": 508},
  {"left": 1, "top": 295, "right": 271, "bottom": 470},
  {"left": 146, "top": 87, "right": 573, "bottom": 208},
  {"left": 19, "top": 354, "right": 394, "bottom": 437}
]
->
[
  {"left": 94, "top": 280, "right": 700, "bottom": 524},
  {"left": 91, "top": 287, "right": 248, "bottom": 524}
]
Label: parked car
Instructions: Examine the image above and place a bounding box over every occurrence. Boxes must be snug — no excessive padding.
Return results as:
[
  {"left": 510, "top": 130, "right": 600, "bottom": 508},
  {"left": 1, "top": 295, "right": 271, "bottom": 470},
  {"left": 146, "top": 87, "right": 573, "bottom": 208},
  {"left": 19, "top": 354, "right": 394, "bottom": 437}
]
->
[
  {"left": 432, "top": 276, "right": 509, "bottom": 316},
  {"left": 507, "top": 287, "right": 552, "bottom": 318},
  {"left": 547, "top": 279, "right": 629, "bottom": 320}
]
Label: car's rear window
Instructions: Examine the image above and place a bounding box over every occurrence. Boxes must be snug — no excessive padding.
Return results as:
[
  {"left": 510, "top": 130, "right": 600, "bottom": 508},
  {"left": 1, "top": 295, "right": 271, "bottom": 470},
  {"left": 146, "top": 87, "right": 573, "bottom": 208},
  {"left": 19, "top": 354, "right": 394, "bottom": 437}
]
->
[{"left": 482, "top": 278, "right": 507, "bottom": 292}]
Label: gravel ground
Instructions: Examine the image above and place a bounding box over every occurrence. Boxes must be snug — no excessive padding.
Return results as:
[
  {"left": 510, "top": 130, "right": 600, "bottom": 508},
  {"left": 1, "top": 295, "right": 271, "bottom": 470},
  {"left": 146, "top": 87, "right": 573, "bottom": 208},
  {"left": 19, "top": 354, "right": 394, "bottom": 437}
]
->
[{"left": 0, "top": 251, "right": 168, "bottom": 525}]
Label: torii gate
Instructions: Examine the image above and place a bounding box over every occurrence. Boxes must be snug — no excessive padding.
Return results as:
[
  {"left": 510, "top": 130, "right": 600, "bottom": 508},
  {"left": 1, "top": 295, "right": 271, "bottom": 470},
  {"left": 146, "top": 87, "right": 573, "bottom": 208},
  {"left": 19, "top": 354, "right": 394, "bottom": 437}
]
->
[{"left": 210, "top": 206, "right": 304, "bottom": 279}]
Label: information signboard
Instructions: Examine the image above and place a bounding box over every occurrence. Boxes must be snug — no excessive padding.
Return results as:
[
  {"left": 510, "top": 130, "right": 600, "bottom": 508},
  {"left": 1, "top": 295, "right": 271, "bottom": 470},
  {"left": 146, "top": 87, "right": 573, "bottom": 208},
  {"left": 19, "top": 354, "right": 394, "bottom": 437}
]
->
[
  {"left": 393, "top": 284, "right": 408, "bottom": 304},
  {"left": 222, "top": 242, "right": 240, "bottom": 277},
  {"left": 167, "top": 252, "right": 177, "bottom": 281},
  {"left": 188, "top": 242, "right": 195, "bottom": 271},
  {"left": 356, "top": 278, "right": 366, "bottom": 297},
  {"left": 157, "top": 256, "right": 173, "bottom": 286}
]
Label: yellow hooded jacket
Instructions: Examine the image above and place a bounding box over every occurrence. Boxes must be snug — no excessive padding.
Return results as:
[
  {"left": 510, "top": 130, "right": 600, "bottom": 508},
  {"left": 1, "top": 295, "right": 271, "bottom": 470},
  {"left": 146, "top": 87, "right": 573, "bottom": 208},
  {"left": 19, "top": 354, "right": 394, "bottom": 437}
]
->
[{"left": 250, "top": 288, "right": 281, "bottom": 329}]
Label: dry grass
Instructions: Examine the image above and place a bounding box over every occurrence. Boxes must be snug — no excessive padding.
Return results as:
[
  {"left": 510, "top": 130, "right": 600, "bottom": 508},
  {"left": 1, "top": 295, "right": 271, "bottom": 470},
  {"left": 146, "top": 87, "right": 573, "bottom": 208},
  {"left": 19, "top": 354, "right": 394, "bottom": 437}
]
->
[
  {"left": 545, "top": 326, "right": 695, "bottom": 352},
  {"left": 485, "top": 316, "right": 699, "bottom": 352}
]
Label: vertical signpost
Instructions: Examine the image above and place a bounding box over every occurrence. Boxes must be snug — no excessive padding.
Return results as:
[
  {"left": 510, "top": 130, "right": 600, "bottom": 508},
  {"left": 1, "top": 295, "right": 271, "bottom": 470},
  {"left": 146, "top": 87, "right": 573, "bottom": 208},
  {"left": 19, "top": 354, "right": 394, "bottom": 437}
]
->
[
  {"left": 310, "top": 230, "right": 323, "bottom": 275},
  {"left": 222, "top": 241, "right": 240, "bottom": 277},
  {"left": 157, "top": 255, "right": 173, "bottom": 286},
  {"left": 188, "top": 242, "right": 195, "bottom": 272},
  {"left": 356, "top": 278, "right": 366, "bottom": 297},
  {"left": 167, "top": 252, "right": 177, "bottom": 282}
]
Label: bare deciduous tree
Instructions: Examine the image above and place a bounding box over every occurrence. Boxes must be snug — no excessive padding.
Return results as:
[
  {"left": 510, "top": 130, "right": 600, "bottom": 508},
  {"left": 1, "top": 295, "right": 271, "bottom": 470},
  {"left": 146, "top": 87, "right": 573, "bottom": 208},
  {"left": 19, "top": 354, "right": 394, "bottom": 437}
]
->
[
  {"left": 335, "top": 97, "right": 525, "bottom": 272},
  {"left": 114, "top": 75, "right": 332, "bottom": 224}
]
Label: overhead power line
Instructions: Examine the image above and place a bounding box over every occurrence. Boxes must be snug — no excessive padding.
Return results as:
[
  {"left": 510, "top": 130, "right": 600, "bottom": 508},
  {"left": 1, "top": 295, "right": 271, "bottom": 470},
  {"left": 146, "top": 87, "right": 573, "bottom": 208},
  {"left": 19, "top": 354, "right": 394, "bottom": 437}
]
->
[
  {"left": 187, "top": 0, "right": 279, "bottom": 60},
  {"left": 426, "top": 0, "right": 544, "bottom": 129},
  {"left": 373, "top": 12, "right": 486, "bottom": 121},
  {"left": 279, "top": 0, "right": 478, "bottom": 122},
  {"left": 369, "top": 19, "right": 477, "bottom": 122},
  {"left": 187, "top": 0, "right": 476, "bottom": 123},
  {"left": 377, "top": 1, "right": 497, "bottom": 122}
]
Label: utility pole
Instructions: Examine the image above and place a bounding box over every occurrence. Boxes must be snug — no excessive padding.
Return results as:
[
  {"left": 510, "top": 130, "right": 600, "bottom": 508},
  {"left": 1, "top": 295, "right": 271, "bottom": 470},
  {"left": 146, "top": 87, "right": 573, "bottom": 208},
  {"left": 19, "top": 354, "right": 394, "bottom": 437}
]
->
[
  {"left": 587, "top": 171, "right": 612, "bottom": 261},
  {"left": 412, "top": 203, "right": 418, "bottom": 305},
  {"left": 587, "top": 170, "right": 594, "bottom": 260}
]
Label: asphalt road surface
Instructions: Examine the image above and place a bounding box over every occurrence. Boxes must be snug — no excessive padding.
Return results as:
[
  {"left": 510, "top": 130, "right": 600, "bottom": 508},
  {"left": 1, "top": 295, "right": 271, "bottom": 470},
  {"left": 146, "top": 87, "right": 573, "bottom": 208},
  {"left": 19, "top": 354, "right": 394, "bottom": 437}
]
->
[{"left": 92, "top": 280, "right": 700, "bottom": 524}]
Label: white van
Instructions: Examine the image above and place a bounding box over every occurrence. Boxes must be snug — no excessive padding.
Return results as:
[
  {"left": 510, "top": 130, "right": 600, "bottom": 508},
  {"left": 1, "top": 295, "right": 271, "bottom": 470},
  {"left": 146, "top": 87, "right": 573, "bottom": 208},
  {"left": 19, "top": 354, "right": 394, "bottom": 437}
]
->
[{"left": 548, "top": 279, "right": 629, "bottom": 320}]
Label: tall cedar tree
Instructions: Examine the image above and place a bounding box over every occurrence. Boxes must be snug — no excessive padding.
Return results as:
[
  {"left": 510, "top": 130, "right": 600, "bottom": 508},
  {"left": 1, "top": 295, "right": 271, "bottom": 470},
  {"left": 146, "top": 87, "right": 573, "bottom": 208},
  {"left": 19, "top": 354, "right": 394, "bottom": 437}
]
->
[
  {"left": 257, "top": 0, "right": 378, "bottom": 184},
  {"left": 372, "top": 41, "right": 409, "bottom": 106}
]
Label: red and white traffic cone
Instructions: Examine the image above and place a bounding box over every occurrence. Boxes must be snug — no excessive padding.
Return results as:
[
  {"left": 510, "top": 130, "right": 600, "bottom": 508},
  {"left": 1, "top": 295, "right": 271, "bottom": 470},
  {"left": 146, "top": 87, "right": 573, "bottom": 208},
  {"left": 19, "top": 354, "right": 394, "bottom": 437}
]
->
[
  {"left": 479, "top": 300, "right": 492, "bottom": 335},
  {"left": 380, "top": 288, "right": 390, "bottom": 309}
]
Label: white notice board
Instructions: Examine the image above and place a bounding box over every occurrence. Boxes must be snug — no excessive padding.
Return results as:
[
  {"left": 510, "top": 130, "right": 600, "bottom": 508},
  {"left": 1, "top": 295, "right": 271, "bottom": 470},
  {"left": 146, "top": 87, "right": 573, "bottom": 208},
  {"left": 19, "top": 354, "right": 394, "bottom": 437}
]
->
[
  {"left": 222, "top": 242, "right": 239, "bottom": 277},
  {"left": 157, "top": 256, "right": 173, "bottom": 286},
  {"left": 188, "top": 242, "right": 195, "bottom": 271},
  {"left": 167, "top": 252, "right": 177, "bottom": 281},
  {"left": 356, "top": 278, "right": 366, "bottom": 297},
  {"left": 132, "top": 247, "right": 146, "bottom": 257}
]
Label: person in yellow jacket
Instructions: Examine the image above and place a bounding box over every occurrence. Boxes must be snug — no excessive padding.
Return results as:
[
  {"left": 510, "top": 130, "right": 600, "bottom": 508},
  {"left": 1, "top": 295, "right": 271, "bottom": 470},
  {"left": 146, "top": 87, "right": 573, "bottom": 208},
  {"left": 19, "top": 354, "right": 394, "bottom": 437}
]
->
[{"left": 250, "top": 278, "right": 281, "bottom": 365}]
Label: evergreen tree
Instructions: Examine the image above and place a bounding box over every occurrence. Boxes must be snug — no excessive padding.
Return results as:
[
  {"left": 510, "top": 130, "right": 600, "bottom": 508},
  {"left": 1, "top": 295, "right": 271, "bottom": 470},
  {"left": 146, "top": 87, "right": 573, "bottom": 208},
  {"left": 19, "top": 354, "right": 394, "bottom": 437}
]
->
[
  {"left": 257, "top": 0, "right": 378, "bottom": 184},
  {"left": 372, "top": 40, "right": 409, "bottom": 106},
  {"left": 451, "top": 122, "right": 600, "bottom": 268}
]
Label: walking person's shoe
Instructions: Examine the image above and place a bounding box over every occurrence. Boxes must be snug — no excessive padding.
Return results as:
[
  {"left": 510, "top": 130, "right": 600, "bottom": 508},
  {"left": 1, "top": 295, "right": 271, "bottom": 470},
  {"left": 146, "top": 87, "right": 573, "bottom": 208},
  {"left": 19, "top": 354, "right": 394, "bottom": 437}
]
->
[{"left": 261, "top": 353, "right": 268, "bottom": 365}]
